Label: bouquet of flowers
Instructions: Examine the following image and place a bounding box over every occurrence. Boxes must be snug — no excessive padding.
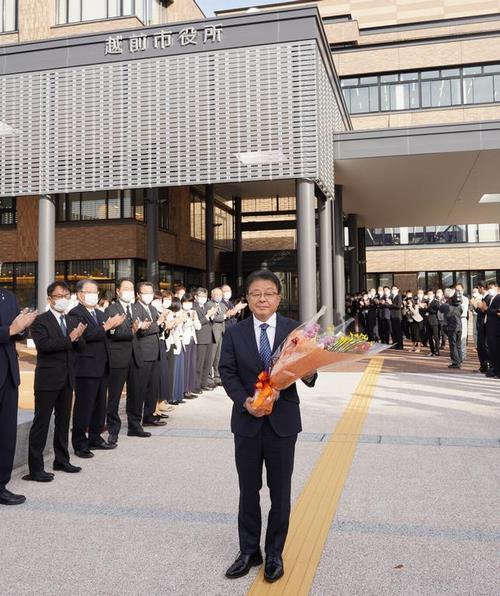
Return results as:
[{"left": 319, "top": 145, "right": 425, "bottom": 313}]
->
[{"left": 252, "top": 306, "right": 388, "bottom": 415}]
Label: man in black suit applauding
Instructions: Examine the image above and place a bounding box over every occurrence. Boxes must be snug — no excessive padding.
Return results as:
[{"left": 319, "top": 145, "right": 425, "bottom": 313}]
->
[
  {"left": 25, "top": 282, "right": 86, "bottom": 482},
  {"left": 105, "top": 278, "right": 144, "bottom": 444},
  {"left": 69, "top": 279, "right": 125, "bottom": 458},
  {"left": 220, "top": 270, "right": 317, "bottom": 584},
  {"left": 0, "top": 287, "right": 37, "bottom": 505}
]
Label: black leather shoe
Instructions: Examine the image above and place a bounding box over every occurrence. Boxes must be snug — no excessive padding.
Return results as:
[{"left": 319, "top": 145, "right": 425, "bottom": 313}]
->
[
  {"left": 264, "top": 554, "right": 284, "bottom": 583},
  {"left": 75, "top": 449, "right": 95, "bottom": 459},
  {"left": 107, "top": 434, "right": 118, "bottom": 445},
  {"left": 225, "top": 550, "right": 263, "bottom": 579},
  {"left": 184, "top": 393, "right": 198, "bottom": 399},
  {"left": 127, "top": 430, "right": 152, "bottom": 437},
  {"left": 53, "top": 461, "right": 82, "bottom": 473},
  {"left": 191, "top": 388, "right": 203, "bottom": 395},
  {"left": 143, "top": 418, "right": 167, "bottom": 427},
  {"left": 22, "top": 471, "right": 54, "bottom": 482},
  {"left": 0, "top": 489, "right": 26, "bottom": 505},
  {"left": 201, "top": 386, "right": 215, "bottom": 391},
  {"left": 89, "top": 442, "right": 117, "bottom": 450}
]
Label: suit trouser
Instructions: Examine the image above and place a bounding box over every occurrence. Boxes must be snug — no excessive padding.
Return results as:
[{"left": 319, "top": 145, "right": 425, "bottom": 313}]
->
[
  {"left": 234, "top": 418, "right": 297, "bottom": 556},
  {"left": 28, "top": 382, "right": 72, "bottom": 474},
  {"left": 391, "top": 318, "right": 403, "bottom": 348},
  {"left": 196, "top": 343, "right": 215, "bottom": 388},
  {"left": 380, "top": 318, "right": 391, "bottom": 344},
  {"left": 106, "top": 366, "right": 129, "bottom": 437},
  {"left": 447, "top": 328, "right": 462, "bottom": 366},
  {"left": 72, "top": 376, "right": 108, "bottom": 451},
  {"left": 476, "top": 320, "right": 488, "bottom": 369},
  {"left": 427, "top": 321, "right": 440, "bottom": 354},
  {"left": 0, "top": 373, "right": 18, "bottom": 491},
  {"left": 127, "top": 359, "right": 159, "bottom": 431},
  {"left": 486, "top": 323, "right": 500, "bottom": 375},
  {"left": 210, "top": 336, "right": 223, "bottom": 382}
]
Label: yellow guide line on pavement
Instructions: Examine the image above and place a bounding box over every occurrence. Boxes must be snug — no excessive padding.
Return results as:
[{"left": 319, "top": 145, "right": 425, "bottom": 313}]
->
[{"left": 248, "top": 357, "right": 384, "bottom": 596}]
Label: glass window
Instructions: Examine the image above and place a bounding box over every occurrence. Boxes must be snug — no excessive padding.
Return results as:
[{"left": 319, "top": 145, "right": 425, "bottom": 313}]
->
[
  {"left": 455, "top": 271, "right": 469, "bottom": 294},
  {"left": 68, "top": 0, "right": 81, "bottom": 23},
  {"left": 400, "top": 72, "right": 418, "bottom": 81},
  {"left": 122, "top": 190, "right": 133, "bottom": 219},
  {"left": 366, "top": 274, "right": 377, "bottom": 291},
  {"left": 477, "top": 224, "right": 500, "bottom": 242},
  {"left": 441, "top": 272, "right": 453, "bottom": 288},
  {"left": 158, "top": 195, "right": 169, "bottom": 230},
  {"left": 0, "top": 262, "right": 14, "bottom": 289},
  {"left": 14, "top": 262, "right": 36, "bottom": 308},
  {"left": 409, "top": 227, "right": 425, "bottom": 244},
  {"left": 416, "top": 272, "right": 426, "bottom": 290},
  {"left": 107, "top": 190, "right": 121, "bottom": 220},
  {"left": 56, "top": 0, "right": 153, "bottom": 25},
  {"left": 359, "top": 76, "right": 378, "bottom": 85},
  {"left": 427, "top": 272, "right": 439, "bottom": 291},
  {"left": 379, "top": 273, "right": 394, "bottom": 288},
  {"left": 190, "top": 188, "right": 205, "bottom": 241},
  {"left": 68, "top": 193, "right": 81, "bottom": 221},
  {"left": 81, "top": 191, "right": 107, "bottom": 220},
  {"left": 421, "top": 70, "right": 439, "bottom": 80},
  {"left": 467, "top": 224, "right": 478, "bottom": 243},
  {"left": 341, "top": 78, "right": 358, "bottom": 87},
  {"left": 463, "top": 66, "right": 482, "bottom": 75},
  {"left": 441, "top": 68, "right": 460, "bottom": 78},
  {"left": 484, "top": 64, "right": 500, "bottom": 73},
  {"left": 134, "top": 189, "right": 145, "bottom": 222},
  {"left": 116, "top": 258, "right": 134, "bottom": 280},
  {"left": 81, "top": 0, "right": 107, "bottom": 21},
  {"left": 380, "top": 74, "right": 398, "bottom": 83},
  {"left": 485, "top": 270, "right": 498, "bottom": 285},
  {"left": 0, "top": 197, "right": 16, "bottom": 225},
  {"left": 1, "top": 0, "right": 17, "bottom": 32}
]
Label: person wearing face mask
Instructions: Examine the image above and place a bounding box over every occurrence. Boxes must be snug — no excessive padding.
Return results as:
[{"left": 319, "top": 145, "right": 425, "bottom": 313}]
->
[
  {"left": 130, "top": 281, "right": 167, "bottom": 431},
  {"left": 193, "top": 287, "right": 218, "bottom": 391},
  {"left": 470, "top": 282, "right": 489, "bottom": 374},
  {"left": 379, "top": 287, "right": 392, "bottom": 344},
  {"left": 435, "top": 288, "right": 447, "bottom": 349},
  {"left": 207, "top": 287, "right": 228, "bottom": 387},
  {"left": 389, "top": 285, "right": 403, "bottom": 349},
  {"left": 24, "top": 282, "right": 87, "bottom": 482},
  {"left": 174, "top": 285, "right": 186, "bottom": 300},
  {"left": 221, "top": 284, "right": 238, "bottom": 328},
  {"left": 439, "top": 288, "right": 463, "bottom": 369},
  {"left": 180, "top": 293, "right": 202, "bottom": 399},
  {"left": 104, "top": 278, "right": 145, "bottom": 443},
  {"left": 69, "top": 279, "right": 125, "bottom": 458},
  {"left": 485, "top": 281, "right": 500, "bottom": 378},
  {"left": 455, "top": 283, "right": 469, "bottom": 361},
  {"left": 425, "top": 290, "right": 441, "bottom": 357},
  {"left": 152, "top": 291, "right": 176, "bottom": 414}
]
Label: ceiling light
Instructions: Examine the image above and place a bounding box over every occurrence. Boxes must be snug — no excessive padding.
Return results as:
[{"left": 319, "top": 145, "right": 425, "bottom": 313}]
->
[{"left": 479, "top": 194, "right": 500, "bottom": 204}]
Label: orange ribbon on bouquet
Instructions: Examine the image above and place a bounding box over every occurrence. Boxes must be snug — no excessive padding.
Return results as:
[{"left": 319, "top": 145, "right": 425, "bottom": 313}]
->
[{"left": 252, "top": 371, "right": 276, "bottom": 415}]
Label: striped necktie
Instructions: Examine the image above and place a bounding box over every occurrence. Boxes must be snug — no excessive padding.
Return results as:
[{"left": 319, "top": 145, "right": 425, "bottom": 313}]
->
[
  {"left": 259, "top": 323, "right": 272, "bottom": 370},
  {"left": 60, "top": 315, "right": 67, "bottom": 336}
]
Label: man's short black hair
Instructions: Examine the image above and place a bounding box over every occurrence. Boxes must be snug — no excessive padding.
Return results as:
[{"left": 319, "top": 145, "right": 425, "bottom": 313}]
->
[
  {"left": 245, "top": 270, "right": 281, "bottom": 294},
  {"left": 116, "top": 277, "right": 134, "bottom": 290},
  {"left": 76, "top": 278, "right": 98, "bottom": 292},
  {"left": 136, "top": 281, "right": 154, "bottom": 294},
  {"left": 477, "top": 280, "right": 486, "bottom": 289},
  {"left": 47, "top": 281, "right": 69, "bottom": 296}
]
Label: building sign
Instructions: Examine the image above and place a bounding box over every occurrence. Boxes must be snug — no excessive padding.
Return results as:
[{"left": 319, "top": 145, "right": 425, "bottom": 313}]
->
[{"left": 105, "top": 24, "right": 223, "bottom": 55}]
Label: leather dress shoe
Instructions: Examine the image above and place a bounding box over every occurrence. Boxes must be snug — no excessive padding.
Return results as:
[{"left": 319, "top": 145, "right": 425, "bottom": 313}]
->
[
  {"left": 89, "top": 441, "right": 117, "bottom": 450},
  {"left": 127, "top": 430, "right": 152, "bottom": 437},
  {"left": 107, "top": 434, "right": 118, "bottom": 445},
  {"left": 264, "top": 554, "right": 284, "bottom": 583},
  {"left": 225, "top": 550, "right": 263, "bottom": 579},
  {"left": 201, "top": 386, "right": 215, "bottom": 391},
  {"left": 184, "top": 393, "right": 198, "bottom": 399},
  {"left": 53, "top": 461, "right": 82, "bottom": 473},
  {"left": 143, "top": 418, "right": 167, "bottom": 427},
  {"left": 0, "top": 489, "right": 26, "bottom": 505},
  {"left": 75, "top": 449, "right": 95, "bottom": 459},
  {"left": 156, "top": 412, "right": 169, "bottom": 418},
  {"left": 191, "top": 388, "right": 203, "bottom": 395},
  {"left": 22, "top": 470, "right": 54, "bottom": 482}
]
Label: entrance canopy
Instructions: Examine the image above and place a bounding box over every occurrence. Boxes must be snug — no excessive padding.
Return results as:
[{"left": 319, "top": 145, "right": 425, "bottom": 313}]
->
[
  {"left": 0, "top": 7, "right": 347, "bottom": 200},
  {"left": 334, "top": 120, "right": 500, "bottom": 226}
]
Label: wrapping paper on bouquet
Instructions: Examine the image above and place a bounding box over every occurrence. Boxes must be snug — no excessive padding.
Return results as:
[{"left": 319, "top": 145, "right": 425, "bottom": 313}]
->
[{"left": 252, "top": 306, "right": 388, "bottom": 415}]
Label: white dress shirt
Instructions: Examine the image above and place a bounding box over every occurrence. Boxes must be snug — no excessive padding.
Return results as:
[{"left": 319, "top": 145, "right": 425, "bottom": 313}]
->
[
  {"left": 253, "top": 312, "right": 277, "bottom": 352},
  {"left": 49, "top": 307, "right": 67, "bottom": 330}
]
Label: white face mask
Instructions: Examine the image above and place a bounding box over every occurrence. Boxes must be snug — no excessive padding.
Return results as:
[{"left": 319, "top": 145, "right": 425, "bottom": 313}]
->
[
  {"left": 182, "top": 302, "right": 193, "bottom": 311},
  {"left": 472, "top": 292, "right": 480, "bottom": 299},
  {"left": 152, "top": 299, "right": 162, "bottom": 310},
  {"left": 223, "top": 291, "right": 232, "bottom": 301},
  {"left": 163, "top": 299, "right": 172, "bottom": 309},
  {"left": 85, "top": 293, "right": 99, "bottom": 307},
  {"left": 197, "top": 296, "right": 207, "bottom": 305},
  {"left": 141, "top": 294, "right": 154, "bottom": 305},
  {"left": 120, "top": 290, "right": 135, "bottom": 304},
  {"left": 53, "top": 298, "right": 69, "bottom": 313},
  {"left": 488, "top": 288, "right": 497, "bottom": 296},
  {"left": 213, "top": 296, "right": 222, "bottom": 303}
]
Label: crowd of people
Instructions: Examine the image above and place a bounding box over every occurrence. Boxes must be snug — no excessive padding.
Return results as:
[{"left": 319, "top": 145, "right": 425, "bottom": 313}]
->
[
  {"left": 346, "top": 281, "right": 500, "bottom": 374},
  {"left": 0, "top": 279, "right": 247, "bottom": 502}
]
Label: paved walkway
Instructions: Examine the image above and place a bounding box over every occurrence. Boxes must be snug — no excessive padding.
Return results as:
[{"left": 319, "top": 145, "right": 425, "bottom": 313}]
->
[{"left": 3, "top": 346, "right": 500, "bottom": 595}]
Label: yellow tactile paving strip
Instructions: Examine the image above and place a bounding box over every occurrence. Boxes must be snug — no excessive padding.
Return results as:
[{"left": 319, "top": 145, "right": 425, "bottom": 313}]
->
[{"left": 248, "top": 357, "right": 384, "bottom": 596}]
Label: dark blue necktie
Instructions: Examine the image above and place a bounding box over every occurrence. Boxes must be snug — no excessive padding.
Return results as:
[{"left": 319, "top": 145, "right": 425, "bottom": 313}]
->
[
  {"left": 60, "top": 315, "right": 67, "bottom": 336},
  {"left": 90, "top": 310, "right": 98, "bottom": 325},
  {"left": 259, "top": 323, "right": 272, "bottom": 370}
]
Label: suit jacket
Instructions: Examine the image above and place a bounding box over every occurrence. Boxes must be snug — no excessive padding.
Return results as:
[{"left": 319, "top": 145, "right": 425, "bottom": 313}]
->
[
  {"left": 105, "top": 301, "right": 144, "bottom": 369},
  {"left": 426, "top": 299, "right": 440, "bottom": 325},
  {"left": 486, "top": 294, "right": 500, "bottom": 332},
  {"left": 0, "top": 289, "right": 23, "bottom": 388},
  {"left": 68, "top": 303, "right": 110, "bottom": 378},
  {"left": 31, "top": 310, "right": 82, "bottom": 391},
  {"left": 208, "top": 300, "right": 227, "bottom": 341},
  {"left": 389, "top": 293, "right": 403, "bottom": 320},
  {"left": 194, "top": 302, "right": 216, "bottom": 345},
  {"left": 135, "top": 302, "right": 161, "bottom": 362},
  {"left": 220, "top": 314, "right": 317, "bottom": 438},
  {"left": 222, "top": 298, "right": 237, "bottom": 328}
]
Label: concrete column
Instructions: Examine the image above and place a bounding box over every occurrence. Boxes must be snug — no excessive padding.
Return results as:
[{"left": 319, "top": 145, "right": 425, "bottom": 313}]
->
[
  {"left": 295, "top": 179, "right": 317, "bottom": 322},
  {"left": 347, "top": 213, "right": 359, "bottom": 293},
  {"left": 146, "top": 187, "right": 159, "bottom": 287},
  {"left": 333, "top": 185, "right": 346, "bottom": 322},
  {"left": 357, "top": 227, "right": 367, "bottom": 290},
  {"left": 37, "top": 194, "right": 55, "bottom": 310},
  {"left": 234, "top": 196, "right": 243, "bottom": 294},
  {"left": 205, "top": 184, "right": 215, "bottom": 289},
  {"left": 318, "top": 194, "right": 334, "bottom": 327}
]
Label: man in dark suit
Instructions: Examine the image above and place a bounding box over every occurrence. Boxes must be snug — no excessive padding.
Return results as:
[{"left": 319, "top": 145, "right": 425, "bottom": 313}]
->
[
  {"left": 105, "top": 278, "right": 145, "bottom": 443},
  {"left": 389, "top": 285, "right": 404, "bottom": 349},
  {"left": 220, "top": 270, "right": 317, "bottom": 584},
  {"left": 69, "top": 279, "right": 125, "bottom": 458},
  {"left": 193, "top": 288, "right": 217, "bottom": 391},
  {"left": 425, "top": 290, "right": 441, "bottom": 356},
  {"left": 485, "top": 282, "right": 500, "bottom": 378},
  {"left": 208, "top": 287, "right": 228, "bottom": 386},
  {"left": 128, "top": 281, "right": 167, "bottom": 432},
  {"left": 0, "top": 288, "right": 37, "bottom": 505},
  {"left": 25, "top": 282, "right": 86, "bottom": 482}
]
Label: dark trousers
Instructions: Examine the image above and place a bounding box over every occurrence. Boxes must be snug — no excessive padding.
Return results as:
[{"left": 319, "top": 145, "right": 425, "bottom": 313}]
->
[
  {"left": 106, "top": 366, "right": 129, "bottom": 437},
  {"left": 476, "top": 320, "right": 488, "bottom": 369},
  {"left": 127, "top": 359, "right": 160, "bottom": 431},
  {"left": 184, "top": 341, "right": 198, "bottom": 394},
  {"left": 0, "top": 373, "right": 18, "bottom": 491},
  {"left": 486, "top": 323, "right": 500, "bottom": 374},
  {"left": 72, "top": 376, "right": 108, "bottom": 451},
  {"left": 210, "top": 336, "right": 223, "bottom": 382},
  {"left": 196, "top": 343, "right": 214, "bottom": 388},
  {"left": 234, "top": 418, "right": 297, "bottom": 556},
  {"left": 447, "top": 328, "right": 463, "bottom": 366},
  {"left": 427, "top": 321, "right": 440, "bottom": 355},
  {"left": 391, "top": 318, "right": 403, "bottom": 349},
  {"left": 379, "top": 318, "right": 391, "bottom": 344},
  {"left": 28, "top": 382, "right": 72, "bottom": 474}
]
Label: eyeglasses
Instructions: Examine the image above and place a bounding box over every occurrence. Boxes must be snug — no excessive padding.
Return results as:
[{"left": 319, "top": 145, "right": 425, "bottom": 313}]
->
[
  {"left": 50, "top": 293, "right": 70, "bottom": 299},
  {"left": 247, "top": 291, "right": 279, "bottom": 300}
]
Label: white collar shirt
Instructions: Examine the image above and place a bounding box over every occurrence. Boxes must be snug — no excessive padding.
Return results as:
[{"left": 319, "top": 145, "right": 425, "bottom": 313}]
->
[{"left": 253, "top": 312, "right": 277, "bottom": 354}]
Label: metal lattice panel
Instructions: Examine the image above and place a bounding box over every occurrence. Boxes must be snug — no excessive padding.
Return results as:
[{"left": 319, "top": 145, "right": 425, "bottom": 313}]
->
[{"left": 0, "top": 40, "right": 339, "bottom": 197}]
